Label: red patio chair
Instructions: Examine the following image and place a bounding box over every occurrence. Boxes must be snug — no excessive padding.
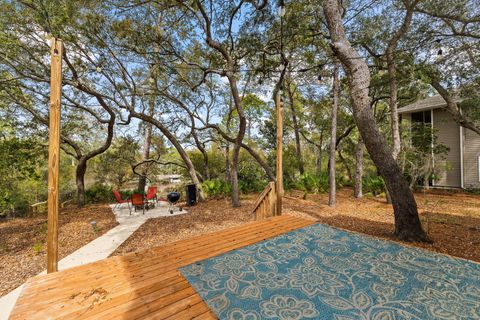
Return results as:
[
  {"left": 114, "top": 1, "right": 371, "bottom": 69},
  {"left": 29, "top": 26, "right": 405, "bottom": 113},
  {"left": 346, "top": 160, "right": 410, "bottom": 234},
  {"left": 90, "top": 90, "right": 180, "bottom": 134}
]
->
[
  {"left": 146, "top": 186, "right": 158, "bottom": 206},
  {"left": 131, "top": 193, "right": 147, "bottom": 215},
  {"left": 113, "top": 190, "right": 131, "bottom": 214}
]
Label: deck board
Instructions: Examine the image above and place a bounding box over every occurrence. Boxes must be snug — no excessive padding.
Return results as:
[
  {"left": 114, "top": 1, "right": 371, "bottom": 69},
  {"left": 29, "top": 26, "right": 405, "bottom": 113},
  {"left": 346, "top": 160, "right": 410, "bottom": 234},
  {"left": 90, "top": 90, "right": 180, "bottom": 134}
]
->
[{"left": 10, "top": 215, "right": 316, "bottom": 319}]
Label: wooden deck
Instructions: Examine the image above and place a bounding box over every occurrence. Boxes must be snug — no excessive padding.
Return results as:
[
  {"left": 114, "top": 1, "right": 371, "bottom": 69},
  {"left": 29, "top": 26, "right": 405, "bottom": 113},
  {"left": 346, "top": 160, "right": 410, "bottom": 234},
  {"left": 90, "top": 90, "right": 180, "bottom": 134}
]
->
[{"left": 11, "top": 215, "right": 316, "bottom": 319}]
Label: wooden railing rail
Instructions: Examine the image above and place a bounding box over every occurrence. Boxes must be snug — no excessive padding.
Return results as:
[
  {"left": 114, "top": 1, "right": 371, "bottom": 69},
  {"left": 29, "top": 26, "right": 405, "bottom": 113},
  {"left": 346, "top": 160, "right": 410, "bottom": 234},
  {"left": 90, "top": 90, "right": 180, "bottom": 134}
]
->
[
  {"left": 31, "top": 201, "right": 48, "bottom": 214},
  {"left": 252, "top": 181, "right": 277, "bottom": 220}
]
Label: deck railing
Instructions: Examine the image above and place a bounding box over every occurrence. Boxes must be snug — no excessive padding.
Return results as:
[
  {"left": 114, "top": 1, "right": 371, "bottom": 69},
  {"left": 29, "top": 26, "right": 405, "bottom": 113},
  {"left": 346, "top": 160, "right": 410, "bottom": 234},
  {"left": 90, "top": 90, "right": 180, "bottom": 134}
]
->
[{"left": 252, "top": 181, "right": 277, "bottom": 220}]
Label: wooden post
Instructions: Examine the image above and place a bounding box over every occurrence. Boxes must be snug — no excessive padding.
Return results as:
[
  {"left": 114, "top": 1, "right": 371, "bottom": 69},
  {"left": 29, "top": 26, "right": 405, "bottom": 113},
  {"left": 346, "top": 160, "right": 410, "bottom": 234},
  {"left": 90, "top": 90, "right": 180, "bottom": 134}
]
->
[
  {"left": 47, "top": 38, "right": 63, "bottom": 273},
  {"left": 275, "top": 92, "right": 283, "bottom": 215}
]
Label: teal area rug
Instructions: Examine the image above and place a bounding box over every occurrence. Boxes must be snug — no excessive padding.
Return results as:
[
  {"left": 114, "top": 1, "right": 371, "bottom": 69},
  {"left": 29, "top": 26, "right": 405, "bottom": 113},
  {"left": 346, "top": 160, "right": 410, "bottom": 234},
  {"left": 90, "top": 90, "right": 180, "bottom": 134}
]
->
[{"left": 180, "top": 223, "right": 480, "bottom": 320}]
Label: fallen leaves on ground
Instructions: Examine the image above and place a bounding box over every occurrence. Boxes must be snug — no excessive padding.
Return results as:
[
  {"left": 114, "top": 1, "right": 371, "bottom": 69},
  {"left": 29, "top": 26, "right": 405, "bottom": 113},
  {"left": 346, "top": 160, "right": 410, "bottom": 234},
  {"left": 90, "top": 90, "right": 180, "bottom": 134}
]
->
[{"left": 0, "top": 204, "right": 118, "bottom": 297}]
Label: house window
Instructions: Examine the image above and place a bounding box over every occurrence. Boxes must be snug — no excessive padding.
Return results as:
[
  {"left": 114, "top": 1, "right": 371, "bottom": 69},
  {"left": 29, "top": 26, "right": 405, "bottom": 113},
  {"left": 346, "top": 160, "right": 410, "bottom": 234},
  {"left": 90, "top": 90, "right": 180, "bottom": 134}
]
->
[{"left": 411, "top": 111, "right": 432, "bottom": 150}]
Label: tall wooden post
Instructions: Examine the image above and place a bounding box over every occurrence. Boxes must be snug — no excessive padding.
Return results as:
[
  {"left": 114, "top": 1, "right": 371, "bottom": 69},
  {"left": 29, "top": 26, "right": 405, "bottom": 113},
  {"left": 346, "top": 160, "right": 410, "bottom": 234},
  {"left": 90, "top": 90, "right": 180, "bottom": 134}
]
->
[
  {"left": 275, "top": 92, "right": 283, "bottom": 215},
  {"left": 47, "top": 38, "right": 63, "bottom": 273}
]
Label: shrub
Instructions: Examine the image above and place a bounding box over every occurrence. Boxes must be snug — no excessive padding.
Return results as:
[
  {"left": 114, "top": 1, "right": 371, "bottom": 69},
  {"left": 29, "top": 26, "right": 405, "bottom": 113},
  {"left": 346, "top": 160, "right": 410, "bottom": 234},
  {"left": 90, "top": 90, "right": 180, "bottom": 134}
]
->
[
  {"left": 202, "top": 179, "right": 231, "bottom": 198},
  {"left": 238, "top": 157, "right": 268, "bottom": 193},
  {"left": 363, "top": 174, "right": 385, "bottom": 196},
  {"left": 466, "top": 187, "right": 480, "bottom": 195},
  {"left": 85, "top": 183, "right": 114, "bottom": 203},
  {"left": 292, "top": 172, "right": 333, "bottom": 194},
  {"left": 32, "top": 241, "right": 43, "bottom": 254}
]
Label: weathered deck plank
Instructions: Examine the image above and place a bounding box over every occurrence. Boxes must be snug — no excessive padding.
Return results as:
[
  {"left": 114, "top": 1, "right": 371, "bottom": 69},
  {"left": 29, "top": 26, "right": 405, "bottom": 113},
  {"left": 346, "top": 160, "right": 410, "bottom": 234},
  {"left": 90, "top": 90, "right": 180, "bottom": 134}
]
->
[{"left": 10, "top": 215, "right": 316, "bottom": 319}]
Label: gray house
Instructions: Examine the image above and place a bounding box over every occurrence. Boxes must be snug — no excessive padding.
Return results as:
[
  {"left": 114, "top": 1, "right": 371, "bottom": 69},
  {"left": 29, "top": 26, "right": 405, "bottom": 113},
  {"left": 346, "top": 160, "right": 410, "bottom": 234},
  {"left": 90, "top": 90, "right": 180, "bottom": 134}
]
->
[{"left": 399, "top": 95, "right": 480, "bottom": 189}]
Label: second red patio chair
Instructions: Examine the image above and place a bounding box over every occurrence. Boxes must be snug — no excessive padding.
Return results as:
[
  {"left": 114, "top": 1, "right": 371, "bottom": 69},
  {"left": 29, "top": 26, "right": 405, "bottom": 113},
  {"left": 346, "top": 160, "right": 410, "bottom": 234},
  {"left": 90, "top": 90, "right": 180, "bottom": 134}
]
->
[
  {"left": 146, "top": 186, "right": 158, "bottom": 206},
  {"left": 131, "top": 193, "right": 147, "bottom": 215}
]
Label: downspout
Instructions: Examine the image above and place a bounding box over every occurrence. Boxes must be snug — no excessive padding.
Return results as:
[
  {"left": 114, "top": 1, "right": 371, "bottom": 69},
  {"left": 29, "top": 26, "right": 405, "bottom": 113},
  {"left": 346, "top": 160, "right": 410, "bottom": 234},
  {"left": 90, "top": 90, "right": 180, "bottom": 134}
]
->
[
  {"left": 431, "top": 109, "right": 435, "bottom": 187},
  {"left": 460, "top": 125, "right": 464, "bottom": 189}
]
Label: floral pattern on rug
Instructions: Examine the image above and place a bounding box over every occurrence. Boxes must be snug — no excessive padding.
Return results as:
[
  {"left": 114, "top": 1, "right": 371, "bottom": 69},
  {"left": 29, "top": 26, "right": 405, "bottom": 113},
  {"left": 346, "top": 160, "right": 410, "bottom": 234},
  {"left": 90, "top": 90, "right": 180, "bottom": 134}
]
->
[{"left": 180, "top": 223, "right": 480, "bottom": 320}]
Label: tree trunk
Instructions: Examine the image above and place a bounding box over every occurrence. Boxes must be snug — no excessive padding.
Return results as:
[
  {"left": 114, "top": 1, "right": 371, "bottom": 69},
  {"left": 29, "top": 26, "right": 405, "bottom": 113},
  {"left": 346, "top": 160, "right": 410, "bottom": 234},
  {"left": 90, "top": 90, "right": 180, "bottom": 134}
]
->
[
  {"left": 227, "top": 75, "right": 246, "bottom": 207},
  {"left": 203, "top": 153, "right": 210, "bottom": 181},
  {"left": 288, "top": 87, "right": 304, "bottom": 175},
  {"left": 387, "top": 53, "right": 401, "bottom": 160},
  {"left": 429, "top": 71, "right": 480, "bottom": 135},
  {"left": 225, "top": 142, "right": 231, "bottom": 182},
  {"left": 354, "top": 139, "right": 364, "bottom": 198},
  {"left": 323, "top": 0, "right": 429, "bottom": 242},
  {"left": 316, "top": 130, "right": 324, "bottom": 176},
  {"left": 338, "top": 148, "right": 353, "bottom": 182},
  {"left": 386, "top": 0, "right": 417, "bottom": 160},
  {"left": 192, "top": 132, "right": 210, "bottom": 181},
  {"left": 328, "top": 63, "right": 340, "bottom": 207},
  {"left": 76, "top": 158, "right": 87, "bottom": 207},
  {"left": 137, "top": 123, "right": 152, "bottom": 193},
  {"left": 138, "top": 71, "right": 156, "bottom": 193}
]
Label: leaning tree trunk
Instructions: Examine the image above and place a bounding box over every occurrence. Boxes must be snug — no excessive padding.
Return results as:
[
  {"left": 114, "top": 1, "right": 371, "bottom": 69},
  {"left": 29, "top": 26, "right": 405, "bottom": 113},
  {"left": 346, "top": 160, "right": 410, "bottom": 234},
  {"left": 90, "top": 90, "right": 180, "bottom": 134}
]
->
[
  {"left": 386, "top": 0, "right": 416, "bottom": 160},
  {"left": 76, "top": 158, "right": 87, "bottom": 207},
  {"left": 129, "top": 110, "right": 205, "bottom": 201},
  {"left": 137, "top": 121, "right": 153, "bottom": 193},
  {"left": 323, "top": 0, "right": 429, "bottom": 242},
  {"left": 328, "top": 62, "right": 340, "bottom": 207},
  {"left": 227, "top": 75, "right": 246, "bottom": 208},
  {"left": 354, "top": 139, "right": 364, "bottom": 198}
]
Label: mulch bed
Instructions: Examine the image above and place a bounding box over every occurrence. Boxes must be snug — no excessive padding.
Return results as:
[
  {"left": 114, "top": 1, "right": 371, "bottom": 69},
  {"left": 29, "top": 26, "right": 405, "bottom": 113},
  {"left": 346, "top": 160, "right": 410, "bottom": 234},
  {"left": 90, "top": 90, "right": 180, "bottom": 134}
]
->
[
  {"left": 0, "top": 204, "right": 118, "bottom": 297},
  {"left": 113, "top": 189, "right": 480, "bottom": 263}
]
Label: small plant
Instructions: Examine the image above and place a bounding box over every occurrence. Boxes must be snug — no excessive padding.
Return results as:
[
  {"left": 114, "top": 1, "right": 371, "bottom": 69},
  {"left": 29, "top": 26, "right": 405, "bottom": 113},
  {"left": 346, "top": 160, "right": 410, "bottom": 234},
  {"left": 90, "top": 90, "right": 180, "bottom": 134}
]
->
[
  {"left": 293, "top": 172, "right": 330, "bottom": 194},
  {"left": 202, "top": 179, "right": 231, "bottom": 198},
  {"left": 32, "top": 241, "right": 43, "bottom": 253},
  {"left": 85, "top": 184, "right": 114, "bottom": 203},
  {"left": 39, "top": 221, "right": 48, "bottom": 235},
  {"left": 363, "top": 174, "right": 385, "bottom": 196},
  {"left": 90, "top": 220, "right": 102, "bottom": 234},
  {"left": 466, "top": 187, "right": 480, "bottom": 195}
]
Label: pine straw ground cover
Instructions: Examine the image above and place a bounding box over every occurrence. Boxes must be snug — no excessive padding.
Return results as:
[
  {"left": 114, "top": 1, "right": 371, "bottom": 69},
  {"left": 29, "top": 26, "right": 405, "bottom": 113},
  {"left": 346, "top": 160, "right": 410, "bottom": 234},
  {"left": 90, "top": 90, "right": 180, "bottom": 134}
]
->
[
  {"left": 0, "top": 205, "right": 118, "bottom": 297},
  {"left": 113, "top": 189, "right": 480, "bottom": 263}
]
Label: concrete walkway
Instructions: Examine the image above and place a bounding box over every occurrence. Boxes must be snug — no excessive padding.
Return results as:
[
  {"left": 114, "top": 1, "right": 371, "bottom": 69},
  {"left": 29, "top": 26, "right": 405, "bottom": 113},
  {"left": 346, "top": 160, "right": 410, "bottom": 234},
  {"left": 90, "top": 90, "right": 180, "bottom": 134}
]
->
[{"left": 0, "top": 201, "right": 186, "bottom": 319}]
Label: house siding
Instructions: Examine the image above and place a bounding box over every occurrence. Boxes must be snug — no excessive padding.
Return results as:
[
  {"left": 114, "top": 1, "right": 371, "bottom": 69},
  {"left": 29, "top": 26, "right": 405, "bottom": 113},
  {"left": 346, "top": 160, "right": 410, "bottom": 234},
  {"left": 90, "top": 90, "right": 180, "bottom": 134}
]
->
[
  {"left": 463, "top": 128, "right": 480, "bottom": 188},
  {"left": 433, "top": 109, "right": 462, "bottom": 187}
]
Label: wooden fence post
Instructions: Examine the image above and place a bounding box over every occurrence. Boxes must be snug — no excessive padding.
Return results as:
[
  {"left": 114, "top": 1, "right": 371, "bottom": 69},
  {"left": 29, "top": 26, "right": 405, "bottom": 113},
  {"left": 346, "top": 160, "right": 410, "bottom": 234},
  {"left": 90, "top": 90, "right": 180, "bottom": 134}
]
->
[
  {"left": 275, "top": 92, "right": 283, "bottom": 216},
  {"left": 47, "top": 38, "right": 63, "bottom": 273}
]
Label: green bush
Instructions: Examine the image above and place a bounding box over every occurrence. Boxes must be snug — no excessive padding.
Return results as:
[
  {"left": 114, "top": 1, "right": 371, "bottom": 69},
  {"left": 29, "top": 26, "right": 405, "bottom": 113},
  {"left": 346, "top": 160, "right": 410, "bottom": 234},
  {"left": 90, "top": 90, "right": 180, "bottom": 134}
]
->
[
  {"left": 363, "top": 174, "right": 385, "bottom": 196},
  {"left": 292, "top": 172, "right": 336, "bottom": 194},
  {"left": 466, "top": 187, "right": 480, "bottom": 195},
  {"left": 85, "top": 183, "right": 114, "bottom": 203},
  {"left": 238, "top": 156, "right": 268, "bottom": 194},
  {"left": 202, "top": 179, "right": 231, "bottom": 198}
]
